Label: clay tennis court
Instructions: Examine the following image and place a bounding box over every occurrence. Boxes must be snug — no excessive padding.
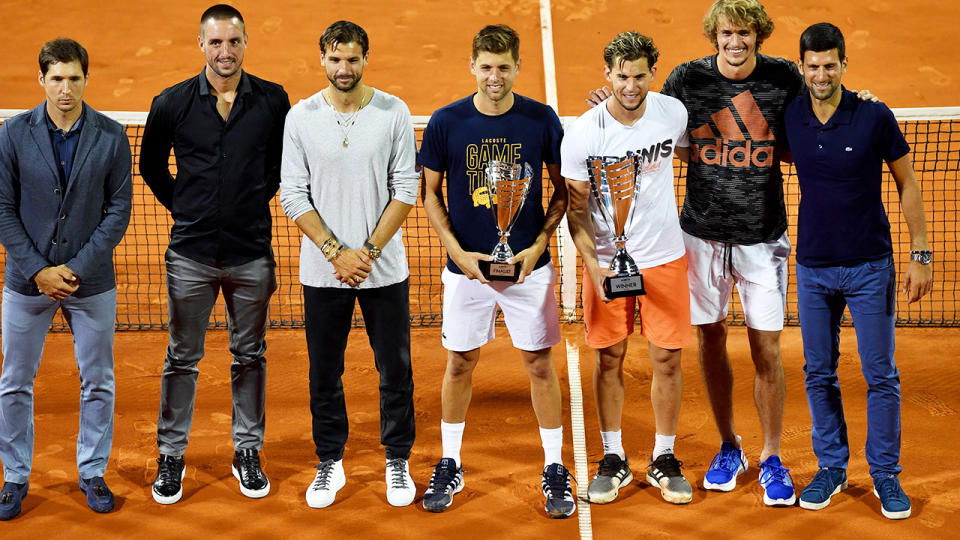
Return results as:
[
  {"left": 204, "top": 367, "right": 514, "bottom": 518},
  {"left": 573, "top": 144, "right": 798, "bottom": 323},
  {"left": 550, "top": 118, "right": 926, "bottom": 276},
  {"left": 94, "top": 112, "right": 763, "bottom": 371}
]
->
[{"left": 1, "top": 1, "right": 958, "bottom": 538}]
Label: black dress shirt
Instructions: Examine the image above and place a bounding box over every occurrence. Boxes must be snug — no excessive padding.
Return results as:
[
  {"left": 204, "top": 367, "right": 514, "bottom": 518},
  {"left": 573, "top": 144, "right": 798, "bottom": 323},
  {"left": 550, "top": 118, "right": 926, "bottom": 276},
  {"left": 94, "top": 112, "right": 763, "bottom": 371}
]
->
[{"left": 140, "top": 70, "right": 290, "bottom": 267}]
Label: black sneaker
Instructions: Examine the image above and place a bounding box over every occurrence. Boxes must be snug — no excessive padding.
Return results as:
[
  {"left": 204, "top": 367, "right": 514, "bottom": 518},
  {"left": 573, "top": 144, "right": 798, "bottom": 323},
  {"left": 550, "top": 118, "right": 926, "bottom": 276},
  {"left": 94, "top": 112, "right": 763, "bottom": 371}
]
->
[
  {"left": 646, "top": 453, "right": 693, "bottom": 504},
  {"left": 542, "top": 463, "right": 576, "bottom": 518},
  {"left": 422, "top": 458, "right": 463, "bottom": 512},
  {"left": 153, "top": 454, "right": 185, "bottom": 505},
  {"left": 232, "top": 449, "right": 270, "bottom": 499}
]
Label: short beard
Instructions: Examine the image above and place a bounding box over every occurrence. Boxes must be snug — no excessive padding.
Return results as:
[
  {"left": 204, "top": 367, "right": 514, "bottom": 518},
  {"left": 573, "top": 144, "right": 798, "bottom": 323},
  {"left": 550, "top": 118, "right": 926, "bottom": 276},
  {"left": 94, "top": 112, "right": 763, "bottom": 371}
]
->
[{"left": 328, "top": 74, "right": 361, "bottom": 92}]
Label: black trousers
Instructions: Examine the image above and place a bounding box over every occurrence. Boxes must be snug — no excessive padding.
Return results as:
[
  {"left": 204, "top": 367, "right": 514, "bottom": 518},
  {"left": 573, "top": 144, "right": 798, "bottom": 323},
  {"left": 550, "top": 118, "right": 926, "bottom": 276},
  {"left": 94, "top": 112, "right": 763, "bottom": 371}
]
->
[{"left": 303, "top": 279, "right": 415, "bottom": 461}]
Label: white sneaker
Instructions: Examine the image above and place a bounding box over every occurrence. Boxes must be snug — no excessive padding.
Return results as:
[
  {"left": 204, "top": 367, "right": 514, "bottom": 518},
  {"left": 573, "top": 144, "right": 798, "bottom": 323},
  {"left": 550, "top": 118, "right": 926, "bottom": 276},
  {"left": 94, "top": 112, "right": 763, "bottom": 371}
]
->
[
  {"left": 306, "top": 459, "right": 345, "bottom": 508},
  {"left": 385, "top": 458, "right": 416, "bottom": 507}
]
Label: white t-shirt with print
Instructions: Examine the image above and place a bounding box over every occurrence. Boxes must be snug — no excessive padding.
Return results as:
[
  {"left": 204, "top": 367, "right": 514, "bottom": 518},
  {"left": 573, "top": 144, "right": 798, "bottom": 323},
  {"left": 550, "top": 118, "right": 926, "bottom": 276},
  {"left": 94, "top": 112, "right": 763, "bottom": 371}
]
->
[{"left": 561, "top": 91, "right": 688, "bottom": 269}]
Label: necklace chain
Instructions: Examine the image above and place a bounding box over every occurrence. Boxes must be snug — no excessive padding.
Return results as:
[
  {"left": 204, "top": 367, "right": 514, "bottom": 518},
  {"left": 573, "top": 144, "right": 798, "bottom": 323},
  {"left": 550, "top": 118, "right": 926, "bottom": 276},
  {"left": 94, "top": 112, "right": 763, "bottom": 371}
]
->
[{"left": 327, "top": 87, "right": 371, "bottom": 148}]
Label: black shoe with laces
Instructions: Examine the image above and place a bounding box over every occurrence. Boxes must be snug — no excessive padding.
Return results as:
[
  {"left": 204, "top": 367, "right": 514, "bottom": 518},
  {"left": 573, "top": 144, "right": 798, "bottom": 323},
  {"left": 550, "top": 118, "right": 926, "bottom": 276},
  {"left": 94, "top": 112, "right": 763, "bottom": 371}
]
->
[
  {"left": 153, "top": 454, "right": 185, "bottom": 505},
  {"left": 542, "top": 463, "right": 576, "bottom": 518},
  {"left": 232, "top": 448, "right": 270, "bottom": 499},
  {"left": 422, "top": 458, "right": 463, "bottom": 512},
  {"left": 587, "top": 453, "right": 633, "bottom": 504}
]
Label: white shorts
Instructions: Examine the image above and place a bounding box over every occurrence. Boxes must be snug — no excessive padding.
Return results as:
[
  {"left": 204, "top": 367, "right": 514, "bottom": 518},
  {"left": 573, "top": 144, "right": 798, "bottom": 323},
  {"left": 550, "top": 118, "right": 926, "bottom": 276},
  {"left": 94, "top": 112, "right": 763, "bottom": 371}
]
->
[
  {"left": 440, "top": 263, "right": 561, "bottom": 352},
  {"left": 684, "top": 231, "right": 790, "bottom": 331}
]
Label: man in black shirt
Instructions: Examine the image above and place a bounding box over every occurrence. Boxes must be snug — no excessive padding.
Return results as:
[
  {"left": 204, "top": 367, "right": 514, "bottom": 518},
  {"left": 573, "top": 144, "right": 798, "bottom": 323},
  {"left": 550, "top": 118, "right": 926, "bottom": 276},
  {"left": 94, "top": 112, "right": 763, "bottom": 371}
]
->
[{"left": 139, "top": 4, "right": 289, "bottom": 505}]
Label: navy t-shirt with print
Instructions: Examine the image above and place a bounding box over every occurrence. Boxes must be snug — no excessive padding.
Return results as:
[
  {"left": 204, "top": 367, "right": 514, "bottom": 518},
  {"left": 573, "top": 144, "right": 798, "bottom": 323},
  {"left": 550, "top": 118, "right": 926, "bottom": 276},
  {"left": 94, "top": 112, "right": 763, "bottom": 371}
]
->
[
  {"left": 784, "top": 88, "right": 910, "bottom": 267},
  {"left": 662, "top": 54, "right": 803, "bottom": 244},
  {"left": 419, "top": 94, "right": 563, "bottom": 274}
]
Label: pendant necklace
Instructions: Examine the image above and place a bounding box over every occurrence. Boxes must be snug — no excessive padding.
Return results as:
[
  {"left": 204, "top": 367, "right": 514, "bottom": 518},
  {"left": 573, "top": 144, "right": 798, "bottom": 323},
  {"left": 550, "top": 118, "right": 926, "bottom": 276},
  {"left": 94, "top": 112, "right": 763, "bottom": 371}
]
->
[{"left": 329, "top": 88, "right": 371, "bottom": 148}]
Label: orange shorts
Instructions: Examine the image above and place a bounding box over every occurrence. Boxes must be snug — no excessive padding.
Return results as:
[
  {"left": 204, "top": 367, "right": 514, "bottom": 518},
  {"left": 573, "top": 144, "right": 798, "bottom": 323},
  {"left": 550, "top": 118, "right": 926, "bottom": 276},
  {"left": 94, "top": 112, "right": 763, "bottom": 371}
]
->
[{"left": 582, "top": 256, "right": 692, "bottom": 350}]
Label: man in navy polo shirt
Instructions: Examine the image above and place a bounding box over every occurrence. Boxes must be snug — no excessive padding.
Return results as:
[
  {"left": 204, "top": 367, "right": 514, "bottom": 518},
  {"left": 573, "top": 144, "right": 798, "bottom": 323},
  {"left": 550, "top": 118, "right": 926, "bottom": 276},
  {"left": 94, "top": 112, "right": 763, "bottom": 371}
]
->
[{"left": 784, "top": 23, "right": 933, "bottom": 520}]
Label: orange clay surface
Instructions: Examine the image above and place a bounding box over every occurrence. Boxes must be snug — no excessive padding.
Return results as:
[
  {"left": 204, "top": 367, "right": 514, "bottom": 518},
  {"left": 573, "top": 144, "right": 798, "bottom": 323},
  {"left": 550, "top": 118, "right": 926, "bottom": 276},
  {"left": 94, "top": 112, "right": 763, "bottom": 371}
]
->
[{"left": 1, "top": 1, "right": 959, "bottom": 538}]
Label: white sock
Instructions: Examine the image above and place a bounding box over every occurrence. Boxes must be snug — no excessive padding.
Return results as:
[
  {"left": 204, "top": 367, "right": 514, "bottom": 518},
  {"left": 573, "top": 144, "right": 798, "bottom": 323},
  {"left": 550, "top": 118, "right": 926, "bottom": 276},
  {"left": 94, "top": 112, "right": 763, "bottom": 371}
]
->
[
  {"left": 539, "top": 426, "right": 563, "bottom": 468},
  {"left": 600, "top": 430, "right": 625, "bottom": 460},
  {"left": 441, "top": 421, "right": 465, "bottom": 467},
  {"left": 653, "top": 433, "right": 676, "bottom": 458}
]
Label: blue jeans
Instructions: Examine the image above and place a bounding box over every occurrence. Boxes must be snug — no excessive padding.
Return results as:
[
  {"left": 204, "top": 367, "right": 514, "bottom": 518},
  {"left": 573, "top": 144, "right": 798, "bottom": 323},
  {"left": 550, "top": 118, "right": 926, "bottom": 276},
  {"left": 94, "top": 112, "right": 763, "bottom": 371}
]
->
[
  {"left": 0, "top": 287, "right": 117, "bottom": 483},
  {"left": 797, "top": 257, "right": 901, "bottom": 480}
]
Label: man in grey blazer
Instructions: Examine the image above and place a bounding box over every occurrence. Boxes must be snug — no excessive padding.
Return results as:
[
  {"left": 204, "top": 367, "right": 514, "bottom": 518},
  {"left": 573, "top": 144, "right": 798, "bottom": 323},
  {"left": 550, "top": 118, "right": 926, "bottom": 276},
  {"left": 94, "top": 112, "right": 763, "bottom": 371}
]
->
[{"left": 0, "top": 38, "right": 132, "bottom": 519}]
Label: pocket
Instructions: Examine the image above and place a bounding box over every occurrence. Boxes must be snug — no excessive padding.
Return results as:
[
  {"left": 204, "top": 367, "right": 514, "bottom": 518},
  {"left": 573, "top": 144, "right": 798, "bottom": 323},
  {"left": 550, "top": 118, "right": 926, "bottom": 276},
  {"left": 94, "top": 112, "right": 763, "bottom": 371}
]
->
[{"left": 865, "top": 255, "right": 894, "bottom": 271}]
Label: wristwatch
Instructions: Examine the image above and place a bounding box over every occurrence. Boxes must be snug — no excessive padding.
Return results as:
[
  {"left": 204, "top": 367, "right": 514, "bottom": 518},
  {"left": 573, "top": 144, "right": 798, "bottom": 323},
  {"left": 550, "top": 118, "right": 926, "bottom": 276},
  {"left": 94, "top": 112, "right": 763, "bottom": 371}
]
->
[
  {"left": 363, "top": 240, "right": 382, "bottom": 260},
  {"left": 910, "top": 250, "right": 932, "bottom": 265}
]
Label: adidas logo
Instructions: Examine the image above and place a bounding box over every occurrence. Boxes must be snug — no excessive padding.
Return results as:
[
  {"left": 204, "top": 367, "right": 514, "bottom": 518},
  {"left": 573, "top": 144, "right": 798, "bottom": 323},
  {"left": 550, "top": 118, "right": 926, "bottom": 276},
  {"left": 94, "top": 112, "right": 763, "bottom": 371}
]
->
[{"left": 689, "top": 90, "right": 775, "bottom": 168}]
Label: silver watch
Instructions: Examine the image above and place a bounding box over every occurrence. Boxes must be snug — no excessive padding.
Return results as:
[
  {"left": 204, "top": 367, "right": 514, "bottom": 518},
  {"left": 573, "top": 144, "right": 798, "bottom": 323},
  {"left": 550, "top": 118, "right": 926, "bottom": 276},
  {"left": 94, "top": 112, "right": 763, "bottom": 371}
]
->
[{"left": 910, "top": 250, "right": 932, "bottom": 265}]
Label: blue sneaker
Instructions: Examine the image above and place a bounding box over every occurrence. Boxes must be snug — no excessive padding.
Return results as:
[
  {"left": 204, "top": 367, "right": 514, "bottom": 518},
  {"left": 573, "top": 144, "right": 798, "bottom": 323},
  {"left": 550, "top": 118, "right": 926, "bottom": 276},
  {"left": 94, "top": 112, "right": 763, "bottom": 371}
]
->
[
  {"left": 79, "top": 476, "right": 115, "bottom": 513},
  {"left": 703, "top": 441, "right": 748, "bottom": 491},
  {"left": 873, "top": 475, "right": 911, "bottom": 520},
  {"left": 758, "top": 456, "right": 796, "bottom": 506},
  {"left": 0, "top": 481, "right": 29, "bottom": 520},
  {"left": 799, "top": 467, "right": 847, "bottom": 510}
]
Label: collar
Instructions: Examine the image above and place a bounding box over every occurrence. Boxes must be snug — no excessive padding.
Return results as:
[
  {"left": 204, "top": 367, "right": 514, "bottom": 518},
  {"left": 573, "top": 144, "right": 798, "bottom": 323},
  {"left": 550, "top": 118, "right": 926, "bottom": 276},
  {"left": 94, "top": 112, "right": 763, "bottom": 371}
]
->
[
  {"left": 45, "top": 104, "right": 85, "bottom": 134},
  {"left": 800, "top": 86, "right": 857, "bottom": 127},
  {"left": 197, "top": 69, "right": 251, "bottom": 97}
]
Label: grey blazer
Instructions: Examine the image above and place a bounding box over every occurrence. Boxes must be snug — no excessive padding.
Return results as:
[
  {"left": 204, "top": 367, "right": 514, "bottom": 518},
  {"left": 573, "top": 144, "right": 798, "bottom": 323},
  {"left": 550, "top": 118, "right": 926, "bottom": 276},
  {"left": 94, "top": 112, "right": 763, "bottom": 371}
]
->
[{"left": 0, "top": 102, "right": 132, "bottom": 297}]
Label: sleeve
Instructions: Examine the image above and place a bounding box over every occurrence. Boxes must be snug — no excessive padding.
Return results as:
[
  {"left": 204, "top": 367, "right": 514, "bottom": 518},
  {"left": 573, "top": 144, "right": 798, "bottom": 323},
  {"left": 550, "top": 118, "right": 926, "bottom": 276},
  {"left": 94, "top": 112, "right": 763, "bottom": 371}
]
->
[
  {"left": 0, "top": 121, "right": 50, "bottom": 280},
  {"left": 265, "top": 87, "right": 292, "bottom": 200},
  {"left": 542, "top": 107, "right": 564, "bottom": 165},
  {"left": 660, "top": 65, "right": 684, "bottom": 101},
  {"left": 675, "top": 103, "right": 690, "bottom": 149},
  {"left": 386, "top": 100, "right": 420, "bottom": 206},
  {"left": 559, "top": 119, "right": 590, "bottom": 182},
  {"left": 876, "top": 105, "right": 910, "bottom": 162},
  {"left": 64, "top": 124, "right": 133, "bottom": 278},
  {"left": 278, "top": 107, "right": 316, "bottom": 222},
  {"left": 417, "top": 110, "right": 446, "bottom": 172},
  {"left": 138, "top": 93, "right": 176, "bottom": 211}
]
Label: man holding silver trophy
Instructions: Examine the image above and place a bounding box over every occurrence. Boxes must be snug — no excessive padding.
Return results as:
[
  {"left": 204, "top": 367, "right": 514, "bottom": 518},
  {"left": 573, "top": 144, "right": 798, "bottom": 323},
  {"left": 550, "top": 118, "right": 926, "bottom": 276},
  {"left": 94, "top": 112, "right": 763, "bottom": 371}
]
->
[
  {"left": 562, "top": 32, "right": 694, "bottom": 505},
  {"left": 419, "top": 24, "right": 573, "bottom": 518}
]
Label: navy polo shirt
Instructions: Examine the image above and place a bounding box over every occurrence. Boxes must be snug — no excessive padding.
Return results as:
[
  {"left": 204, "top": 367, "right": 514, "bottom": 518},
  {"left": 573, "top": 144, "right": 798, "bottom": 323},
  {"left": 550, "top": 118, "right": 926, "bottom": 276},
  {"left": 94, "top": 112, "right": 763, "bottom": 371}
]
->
[
  {"left": 784, "top": 88, "right": 910, "bottom": 267},
  {"left": 46, "top": 108, "right": 85, "bottom": 189}
]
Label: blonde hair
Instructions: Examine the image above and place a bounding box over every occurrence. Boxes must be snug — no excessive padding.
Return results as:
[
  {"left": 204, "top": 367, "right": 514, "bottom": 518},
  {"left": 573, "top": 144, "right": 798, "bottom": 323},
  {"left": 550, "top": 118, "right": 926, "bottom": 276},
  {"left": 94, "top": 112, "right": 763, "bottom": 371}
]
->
[{"left": 702, "top": 0, "right": 774, "bottom": 49}]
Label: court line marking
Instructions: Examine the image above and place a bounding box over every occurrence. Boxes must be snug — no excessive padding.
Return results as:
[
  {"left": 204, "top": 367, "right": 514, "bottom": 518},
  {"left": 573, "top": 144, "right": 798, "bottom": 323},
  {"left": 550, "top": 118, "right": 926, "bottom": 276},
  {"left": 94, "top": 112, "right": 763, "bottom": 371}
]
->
[{"left": 565, "top": 339, "right": 593, "bottom": 540}]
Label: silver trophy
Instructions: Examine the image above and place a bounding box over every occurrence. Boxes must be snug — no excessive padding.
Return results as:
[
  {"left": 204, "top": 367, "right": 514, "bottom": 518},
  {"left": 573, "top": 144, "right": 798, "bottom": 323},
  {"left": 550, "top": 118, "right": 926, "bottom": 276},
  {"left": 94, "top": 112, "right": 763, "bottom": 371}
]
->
[
  {"left": 586, "top": 152, "right": 645, "bottom": 298},
  {"left": 478, "top": 160, "right": 534, "bottom": 281}
]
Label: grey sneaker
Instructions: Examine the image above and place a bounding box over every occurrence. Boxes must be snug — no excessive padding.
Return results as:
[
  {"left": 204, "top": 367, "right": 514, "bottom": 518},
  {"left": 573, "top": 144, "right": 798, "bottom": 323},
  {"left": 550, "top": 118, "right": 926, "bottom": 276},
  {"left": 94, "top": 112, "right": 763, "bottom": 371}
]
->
[
  {"left": 587, "top": 454, "right": 633, "bottom": 504},
  {"left": 646, "top": 453, "right": 692, "bottom": 504}
]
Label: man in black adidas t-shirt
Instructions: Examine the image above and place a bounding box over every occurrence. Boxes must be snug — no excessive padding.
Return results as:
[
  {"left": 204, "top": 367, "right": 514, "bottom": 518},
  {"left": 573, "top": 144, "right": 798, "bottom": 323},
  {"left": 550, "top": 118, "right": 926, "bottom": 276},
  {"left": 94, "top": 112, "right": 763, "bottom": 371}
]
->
[{"left": 659, "top": 0, "right": 799, "bottom": 508}]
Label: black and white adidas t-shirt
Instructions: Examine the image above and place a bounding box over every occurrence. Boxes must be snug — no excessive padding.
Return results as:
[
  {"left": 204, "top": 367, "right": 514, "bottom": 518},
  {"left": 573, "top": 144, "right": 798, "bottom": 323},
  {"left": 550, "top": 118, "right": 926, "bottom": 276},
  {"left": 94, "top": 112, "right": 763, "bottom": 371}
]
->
[{"left": 662, "top": 54, "right": 802, "bottom": 244}]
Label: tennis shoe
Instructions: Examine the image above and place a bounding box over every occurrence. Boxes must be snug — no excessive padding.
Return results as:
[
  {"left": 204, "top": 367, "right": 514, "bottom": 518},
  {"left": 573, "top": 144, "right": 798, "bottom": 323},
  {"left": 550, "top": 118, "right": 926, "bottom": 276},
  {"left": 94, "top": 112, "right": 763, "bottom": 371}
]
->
[
  {"left": 542, "top": 463, "right": 576, "bottom": 518},
  {"left": 758, "top": 456, "right": 795, "bottom": 506},
  {"left": 422, "top": 458, "right": 463, "bottom": 512},
  {"left": 646, "top": 453, "right": 692, "bottom": 504},
  {"left": 703, "top": 440, "right": 748, "bottom": 491},
  {"left": 586, "top": 453, "right": 632, "bottom": 504}
]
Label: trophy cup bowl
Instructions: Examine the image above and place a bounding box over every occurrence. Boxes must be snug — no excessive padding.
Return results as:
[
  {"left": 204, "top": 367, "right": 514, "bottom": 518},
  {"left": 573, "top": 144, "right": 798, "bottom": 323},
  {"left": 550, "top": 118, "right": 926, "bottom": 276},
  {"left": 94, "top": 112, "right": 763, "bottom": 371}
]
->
[
  {"left": 586, "top": 152, "right": 645, "bottom": 298},
  {"left": 478, "top": 160, "right": 534, "bottom": 282}
]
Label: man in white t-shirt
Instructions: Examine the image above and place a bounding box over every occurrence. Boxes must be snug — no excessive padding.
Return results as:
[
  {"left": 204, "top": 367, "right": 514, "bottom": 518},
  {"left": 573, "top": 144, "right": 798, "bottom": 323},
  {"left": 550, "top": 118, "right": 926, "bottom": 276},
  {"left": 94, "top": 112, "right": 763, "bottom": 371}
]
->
[{"left": 562, "top": 31, "right": 693, "bottom": 505}]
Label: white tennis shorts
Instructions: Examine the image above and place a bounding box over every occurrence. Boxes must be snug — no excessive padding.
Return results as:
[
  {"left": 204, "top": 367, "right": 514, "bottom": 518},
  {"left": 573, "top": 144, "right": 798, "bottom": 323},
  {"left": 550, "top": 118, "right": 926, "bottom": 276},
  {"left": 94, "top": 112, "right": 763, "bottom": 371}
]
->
[
  {"left": 440, "top": 263, "right": 561, "bottom": 352},
  {"left": 684, "top": 231, "right": 791, "bottom": 331}
]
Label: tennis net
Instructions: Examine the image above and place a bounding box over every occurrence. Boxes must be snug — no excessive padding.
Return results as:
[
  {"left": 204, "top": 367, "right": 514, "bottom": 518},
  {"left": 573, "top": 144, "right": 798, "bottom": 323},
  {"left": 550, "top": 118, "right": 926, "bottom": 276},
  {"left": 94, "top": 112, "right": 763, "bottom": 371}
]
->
[{"left": 1, "top": 107, "right": 957, "bottom": 330}]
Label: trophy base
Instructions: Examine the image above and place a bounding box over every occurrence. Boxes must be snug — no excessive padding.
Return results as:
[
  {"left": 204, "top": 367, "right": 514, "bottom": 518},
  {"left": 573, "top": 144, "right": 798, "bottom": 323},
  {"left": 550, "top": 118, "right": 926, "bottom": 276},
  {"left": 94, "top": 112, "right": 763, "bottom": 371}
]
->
[
  {"left": 479, "top": 260, "right": 520, "bottom": 282},
  {"left": 603, "top": 274, "right": 645, "bottom": 299}
]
